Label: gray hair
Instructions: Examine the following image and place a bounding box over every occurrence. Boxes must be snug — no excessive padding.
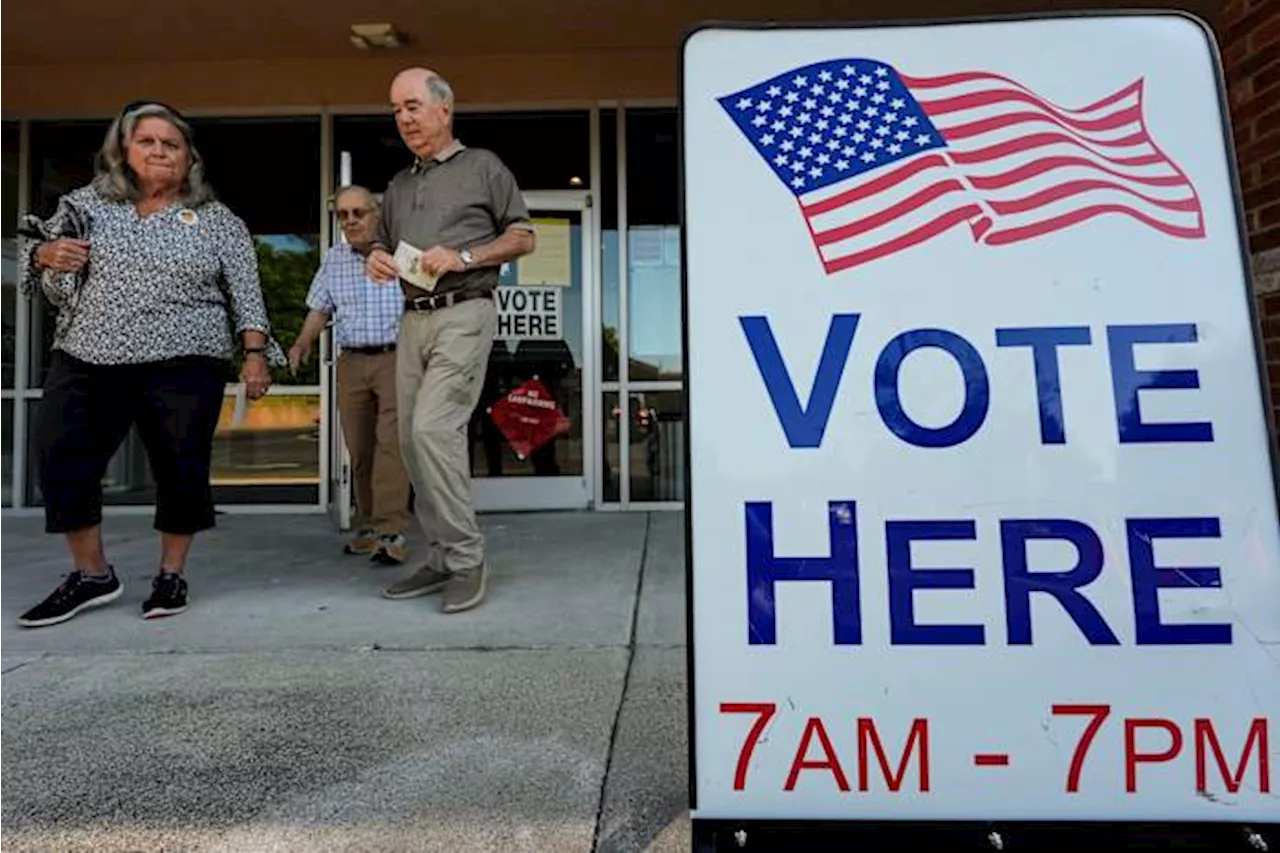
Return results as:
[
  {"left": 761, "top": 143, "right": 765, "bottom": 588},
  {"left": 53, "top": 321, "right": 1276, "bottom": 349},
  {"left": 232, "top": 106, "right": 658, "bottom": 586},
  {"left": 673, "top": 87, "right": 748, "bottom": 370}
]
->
[
  {"left": 425, "top": 73, "right": 454, "bottom": 109},
  {"left": 332, "top": 184, "right": 379, "bottom": 211},
  {"left": 92, "top": 103, "right": 215, "bottom": 207}
]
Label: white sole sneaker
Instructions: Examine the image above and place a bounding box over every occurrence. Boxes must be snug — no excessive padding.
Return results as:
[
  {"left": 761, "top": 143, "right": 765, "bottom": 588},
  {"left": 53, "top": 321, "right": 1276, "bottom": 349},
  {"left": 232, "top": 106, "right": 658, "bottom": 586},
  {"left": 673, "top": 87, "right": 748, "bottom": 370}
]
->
[
  {"left": 17, "top": 584, "right": 124, "bottom": 628},
  {"left": 142, "top": 604, "right": 189, "bottom": 620}
]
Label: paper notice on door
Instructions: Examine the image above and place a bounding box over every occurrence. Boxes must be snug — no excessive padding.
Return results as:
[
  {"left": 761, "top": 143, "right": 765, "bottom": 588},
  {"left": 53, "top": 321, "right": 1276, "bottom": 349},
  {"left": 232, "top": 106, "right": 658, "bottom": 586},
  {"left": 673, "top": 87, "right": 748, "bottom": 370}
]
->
[
  {"left": 628, "top": 226, "right": 666, "bottom": 267},
  {"left": 517, "top": 218, "right": 571, "bottom": 287},
  {"left": 393, "top": 240, "right": 439, "bottom": 291}
]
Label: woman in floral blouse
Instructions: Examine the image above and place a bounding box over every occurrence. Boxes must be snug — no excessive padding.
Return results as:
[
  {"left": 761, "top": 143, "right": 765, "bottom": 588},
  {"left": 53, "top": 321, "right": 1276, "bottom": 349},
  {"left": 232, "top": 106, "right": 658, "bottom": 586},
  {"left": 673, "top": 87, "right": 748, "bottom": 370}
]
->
[{"left": 16, "top": 100, "right": 285, "bottom": 628}]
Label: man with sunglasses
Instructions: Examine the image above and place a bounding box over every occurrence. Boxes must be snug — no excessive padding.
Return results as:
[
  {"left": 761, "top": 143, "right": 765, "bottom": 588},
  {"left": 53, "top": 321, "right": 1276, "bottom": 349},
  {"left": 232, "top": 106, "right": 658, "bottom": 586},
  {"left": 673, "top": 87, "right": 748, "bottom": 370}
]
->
[{"left": 290, "top": 185, "right": 411, "bottom": 564}]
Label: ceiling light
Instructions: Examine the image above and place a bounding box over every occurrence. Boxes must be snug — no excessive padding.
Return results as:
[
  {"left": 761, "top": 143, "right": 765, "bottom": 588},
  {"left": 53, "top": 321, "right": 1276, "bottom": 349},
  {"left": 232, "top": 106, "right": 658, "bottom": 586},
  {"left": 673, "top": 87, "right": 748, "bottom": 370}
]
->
[{"left": 350, "top": 23, "right": 405, "bottom": 50}]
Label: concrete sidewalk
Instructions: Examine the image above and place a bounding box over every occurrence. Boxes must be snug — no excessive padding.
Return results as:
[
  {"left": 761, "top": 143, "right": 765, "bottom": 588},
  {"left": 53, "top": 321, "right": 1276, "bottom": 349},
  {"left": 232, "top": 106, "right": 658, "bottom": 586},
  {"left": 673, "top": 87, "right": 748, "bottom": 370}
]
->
[{"left": 1, "top": 510, "right": 691, "bottom": 853}]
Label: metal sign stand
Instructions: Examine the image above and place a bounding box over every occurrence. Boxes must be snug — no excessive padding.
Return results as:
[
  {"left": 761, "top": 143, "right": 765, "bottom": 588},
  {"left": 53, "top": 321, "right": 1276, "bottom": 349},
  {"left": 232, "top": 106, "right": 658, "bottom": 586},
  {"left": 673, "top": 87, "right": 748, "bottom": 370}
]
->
[{"left": 692, "top": 819, "right": 1273, "bottom": 851}]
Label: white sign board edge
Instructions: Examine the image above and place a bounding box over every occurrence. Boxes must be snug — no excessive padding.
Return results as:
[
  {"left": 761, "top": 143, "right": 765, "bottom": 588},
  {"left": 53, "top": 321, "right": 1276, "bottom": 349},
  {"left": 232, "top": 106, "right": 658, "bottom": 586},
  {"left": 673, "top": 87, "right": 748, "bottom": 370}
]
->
[{"left": 680, "top": 12, "right": 1280, "bottom": 827}]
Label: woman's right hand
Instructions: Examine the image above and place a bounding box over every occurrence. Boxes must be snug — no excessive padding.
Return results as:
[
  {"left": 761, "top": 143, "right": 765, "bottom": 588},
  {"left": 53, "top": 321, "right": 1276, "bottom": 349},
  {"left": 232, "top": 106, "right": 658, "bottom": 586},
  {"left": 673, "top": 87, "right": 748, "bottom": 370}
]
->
[{"left": 36, "top": 238, "right": 90, "bottom": 273}]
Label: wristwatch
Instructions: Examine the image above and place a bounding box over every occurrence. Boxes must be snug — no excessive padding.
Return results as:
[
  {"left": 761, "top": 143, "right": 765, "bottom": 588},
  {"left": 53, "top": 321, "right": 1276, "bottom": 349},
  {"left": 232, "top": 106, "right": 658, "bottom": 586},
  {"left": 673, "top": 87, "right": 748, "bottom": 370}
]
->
[{"left": 460, "top": 249, "right": 475, "bottom": 269}]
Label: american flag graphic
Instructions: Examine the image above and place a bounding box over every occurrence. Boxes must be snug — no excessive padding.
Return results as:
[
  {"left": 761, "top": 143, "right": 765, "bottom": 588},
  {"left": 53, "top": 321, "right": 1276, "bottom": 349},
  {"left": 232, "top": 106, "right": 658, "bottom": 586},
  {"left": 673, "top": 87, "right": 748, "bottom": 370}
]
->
[{"left": 717, "top": 58, "right": 1205, "bottom": 273}]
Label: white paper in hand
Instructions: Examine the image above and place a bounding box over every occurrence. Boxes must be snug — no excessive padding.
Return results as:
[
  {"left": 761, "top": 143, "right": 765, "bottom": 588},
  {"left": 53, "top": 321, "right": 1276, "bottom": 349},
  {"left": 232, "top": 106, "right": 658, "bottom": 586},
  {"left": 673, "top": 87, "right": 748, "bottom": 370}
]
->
[{"left": 393, "top": 240, "right": 439, "bottom": 291}]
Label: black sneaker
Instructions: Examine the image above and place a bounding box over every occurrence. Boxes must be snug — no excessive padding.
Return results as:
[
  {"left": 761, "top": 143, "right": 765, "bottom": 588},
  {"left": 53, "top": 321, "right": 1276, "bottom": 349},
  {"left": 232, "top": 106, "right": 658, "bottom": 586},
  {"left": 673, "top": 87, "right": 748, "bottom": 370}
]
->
[
  {"left": 17, "top": 568, "right": 123, "bottom": 628},
  {"left": 142, "top": 573, "right": 188, "bottom": 619}
]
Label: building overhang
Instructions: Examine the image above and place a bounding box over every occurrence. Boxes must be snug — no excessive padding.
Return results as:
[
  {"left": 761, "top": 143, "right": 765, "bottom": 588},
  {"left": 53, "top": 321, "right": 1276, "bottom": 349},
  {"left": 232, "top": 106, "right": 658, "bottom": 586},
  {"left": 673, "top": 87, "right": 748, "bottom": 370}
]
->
[{"left": 3, "top": 0, "right": 1223, "bottom": 117}]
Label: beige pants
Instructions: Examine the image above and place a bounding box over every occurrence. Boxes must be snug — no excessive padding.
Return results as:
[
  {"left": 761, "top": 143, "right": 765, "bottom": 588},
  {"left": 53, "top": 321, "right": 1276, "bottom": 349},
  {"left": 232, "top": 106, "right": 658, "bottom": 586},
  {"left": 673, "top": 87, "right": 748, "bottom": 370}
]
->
[
  {"left": 337, "top": 350, "right": 411, "bottom": 536},
  {"left": 396, "top": 297, "right": 497, "bottom": 574}
]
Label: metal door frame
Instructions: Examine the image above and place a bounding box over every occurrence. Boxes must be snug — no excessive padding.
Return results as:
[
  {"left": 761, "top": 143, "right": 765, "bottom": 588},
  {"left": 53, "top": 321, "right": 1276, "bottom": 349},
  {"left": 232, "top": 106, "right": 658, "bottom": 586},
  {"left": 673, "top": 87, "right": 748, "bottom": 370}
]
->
[
  {"left": 324, "top": 180, "right": 598, "bottom": 521},
  {"left": 473, "top": 188, "right": 597, "bottom": 512},
  {"left": 325, "top": 150, "right": 354, "bottom": 530}
]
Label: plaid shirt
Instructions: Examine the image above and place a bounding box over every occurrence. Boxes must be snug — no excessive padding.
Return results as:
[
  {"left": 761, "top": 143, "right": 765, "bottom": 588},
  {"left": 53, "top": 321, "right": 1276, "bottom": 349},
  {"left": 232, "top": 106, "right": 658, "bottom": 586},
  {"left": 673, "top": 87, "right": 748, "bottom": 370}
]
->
[{"left": 306, "top": 243, "right": 402, "bottom": 348}]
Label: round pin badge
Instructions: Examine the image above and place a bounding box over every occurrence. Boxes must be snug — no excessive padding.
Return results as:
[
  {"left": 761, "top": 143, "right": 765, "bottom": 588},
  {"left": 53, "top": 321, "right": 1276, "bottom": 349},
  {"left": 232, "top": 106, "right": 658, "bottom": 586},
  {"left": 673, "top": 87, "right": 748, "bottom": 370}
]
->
[{"left": 178, "top": 209, "right": 199, "bottom": 227}]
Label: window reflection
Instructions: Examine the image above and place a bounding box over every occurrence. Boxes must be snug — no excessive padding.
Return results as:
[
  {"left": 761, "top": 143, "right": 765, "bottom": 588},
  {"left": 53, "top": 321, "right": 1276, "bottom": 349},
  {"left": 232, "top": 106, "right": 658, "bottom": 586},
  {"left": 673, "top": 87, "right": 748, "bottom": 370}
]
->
[
  {"left": 2, "top": 400, "right": 12, "bottom": 506},
  {"left": 24, "top": 393, "right": 322, "bottom": 507},
  {"left": 624, "top": 109, "right": 682, "bottom": 381},
  {"left": 334, "top": 111, "right": 591, "bottom": 196},
  {"left": 601, "top": 390, "right": 685, "bottom": 504},
  {"left": 0, "top": 123, "right": 12, "bottom": 504},
  {"left": 189, "top": 117, "right": 322, "bottom": 388},
  {"left": 602, "top": 232, "right": 621, "bottom": 382},
  {"left": 626, "top": 390, "right": 685, "bottom": 502},
  {"left": 3, "top": 122, "right": 19, "bottom": 389},
  {"left": 2, "top": 240, "right": 15, "bottom": 389},
  {"left": 603, "top": 391, "right": 620, "bottom": 502},
  {"left": 212, "top": 393, "right": 321, "bottom": 501},
  {"left": 626, "top": 226, "right": 681, "bottom": 380},
  {"left": 253, "top": 235, "right": 321, "bottom": 386},
  {"left": 600, "top": 109, "right": 621, "bottom": 383},
  {"left": 27, "top": 120, "right": 108, "bottom": 388}
]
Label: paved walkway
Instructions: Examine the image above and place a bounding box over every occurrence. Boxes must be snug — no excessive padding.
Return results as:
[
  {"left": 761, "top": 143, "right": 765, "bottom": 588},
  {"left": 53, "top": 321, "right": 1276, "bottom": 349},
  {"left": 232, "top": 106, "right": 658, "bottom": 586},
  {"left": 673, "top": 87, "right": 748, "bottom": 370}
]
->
[{"left": 1, "top": 510, "right": 691, "bottom": 852}]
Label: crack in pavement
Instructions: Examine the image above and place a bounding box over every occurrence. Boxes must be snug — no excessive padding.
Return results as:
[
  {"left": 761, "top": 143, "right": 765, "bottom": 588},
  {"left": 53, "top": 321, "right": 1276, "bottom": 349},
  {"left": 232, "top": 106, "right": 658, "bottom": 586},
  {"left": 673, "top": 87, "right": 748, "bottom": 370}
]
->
[
  {"left": 591, "top": 511, "right": 652, "bottom": 853},
  {"left": 2, "top": 658, "right": 43, "bottom": 675}
]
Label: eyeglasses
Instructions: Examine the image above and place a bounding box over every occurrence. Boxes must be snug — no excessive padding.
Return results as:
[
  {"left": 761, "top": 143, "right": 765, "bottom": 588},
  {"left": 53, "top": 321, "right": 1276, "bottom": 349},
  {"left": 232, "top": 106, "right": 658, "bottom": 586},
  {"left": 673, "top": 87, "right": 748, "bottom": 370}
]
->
[{"left": 336, "top": 208, "right": 372, "bottom": 220}]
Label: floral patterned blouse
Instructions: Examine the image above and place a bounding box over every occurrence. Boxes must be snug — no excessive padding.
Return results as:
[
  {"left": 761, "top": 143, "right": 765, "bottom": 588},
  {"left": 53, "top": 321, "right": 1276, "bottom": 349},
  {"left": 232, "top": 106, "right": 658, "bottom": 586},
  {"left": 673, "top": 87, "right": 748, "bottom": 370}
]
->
[{"left": 19, "top": 185, "right": 286, "bottom": 368}]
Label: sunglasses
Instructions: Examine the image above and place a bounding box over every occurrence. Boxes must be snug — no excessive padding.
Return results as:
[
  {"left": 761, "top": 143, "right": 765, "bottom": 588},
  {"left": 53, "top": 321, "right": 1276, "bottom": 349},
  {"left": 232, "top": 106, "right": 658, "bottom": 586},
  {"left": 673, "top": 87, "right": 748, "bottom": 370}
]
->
[
  {"left": 119, "top": 100, "right": 192, "bottom": 143},
  {"left": 121, "top": 99, "right": 185, "bottom": 119},
  {"left": 336, "top": 208, "right": 372, "bottom": 220}
]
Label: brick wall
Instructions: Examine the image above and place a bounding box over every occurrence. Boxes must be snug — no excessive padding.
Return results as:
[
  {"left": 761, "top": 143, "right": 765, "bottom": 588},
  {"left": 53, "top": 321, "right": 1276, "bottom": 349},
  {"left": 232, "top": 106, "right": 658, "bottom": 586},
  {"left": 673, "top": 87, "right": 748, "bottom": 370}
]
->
[
  {"left": 1227, "top": 0, "right": 1280, "bottom": 252},
  {"left": 1223, "top": 0, "right": 1280, "bottom": 434}
]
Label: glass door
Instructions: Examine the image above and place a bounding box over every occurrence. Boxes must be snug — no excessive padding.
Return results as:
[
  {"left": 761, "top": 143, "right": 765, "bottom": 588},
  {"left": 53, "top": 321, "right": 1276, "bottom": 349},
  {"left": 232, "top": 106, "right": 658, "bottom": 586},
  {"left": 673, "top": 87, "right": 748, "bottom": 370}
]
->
[
  {"left": 470, "top": 190, "right": 595, "bottom": 511},
  {"left": 333, "top": 114, "right": 598, "bottom": 516},
  {"left": 321, "top": 178, "right": 595, "bottom": 515}
]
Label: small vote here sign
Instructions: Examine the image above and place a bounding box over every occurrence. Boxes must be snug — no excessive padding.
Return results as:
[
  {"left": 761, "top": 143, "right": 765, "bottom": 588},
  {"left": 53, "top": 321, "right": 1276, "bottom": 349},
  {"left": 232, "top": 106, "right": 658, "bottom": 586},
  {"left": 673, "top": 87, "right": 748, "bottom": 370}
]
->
[{"left": 494, "top": 285, "right": 562, "bottom": 340}]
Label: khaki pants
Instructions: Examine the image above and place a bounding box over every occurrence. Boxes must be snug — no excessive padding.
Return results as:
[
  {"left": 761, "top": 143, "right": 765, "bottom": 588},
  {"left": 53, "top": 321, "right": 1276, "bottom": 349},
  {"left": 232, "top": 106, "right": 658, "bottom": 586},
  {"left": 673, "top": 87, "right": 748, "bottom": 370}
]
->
[
  {"left": 396, "top": 297, "right": 497, "bottom": 574},
  {"left": 337, "top": 350, "right": 411, "bottom": 536}
]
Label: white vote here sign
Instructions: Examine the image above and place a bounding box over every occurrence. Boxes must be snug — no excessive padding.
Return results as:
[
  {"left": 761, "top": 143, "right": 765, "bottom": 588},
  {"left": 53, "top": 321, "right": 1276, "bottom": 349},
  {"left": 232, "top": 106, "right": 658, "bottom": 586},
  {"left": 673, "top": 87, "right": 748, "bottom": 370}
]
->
[
  {"left": 494, "top": 285, "right": 562, "bottom": 340},
  {"left": 682, "top": 14, "right": 1280, "bottom": 825}
]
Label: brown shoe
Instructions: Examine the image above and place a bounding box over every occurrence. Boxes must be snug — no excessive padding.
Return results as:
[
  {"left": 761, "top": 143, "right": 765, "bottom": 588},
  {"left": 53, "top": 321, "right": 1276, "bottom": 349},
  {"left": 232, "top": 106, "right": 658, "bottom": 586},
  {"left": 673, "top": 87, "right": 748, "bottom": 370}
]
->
[
  {"left": 382, "top": 564, "right": 450, "bottom": 600},
  {"left": 442, "top": 562, "right": 488, "bottom": 613},
  {"left": 370, "top": 534, "right": 408, "bottom": 566},
  {"left": 344, "top": 528, "right": 380, "bottom": 555}
]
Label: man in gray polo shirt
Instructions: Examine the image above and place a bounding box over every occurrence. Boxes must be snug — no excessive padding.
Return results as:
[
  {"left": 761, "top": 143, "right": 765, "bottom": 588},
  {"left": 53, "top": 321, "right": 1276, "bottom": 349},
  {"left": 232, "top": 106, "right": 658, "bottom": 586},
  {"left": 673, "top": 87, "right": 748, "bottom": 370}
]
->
[{"left": 366, "top": 66, "right": 536, "bottom": 613}]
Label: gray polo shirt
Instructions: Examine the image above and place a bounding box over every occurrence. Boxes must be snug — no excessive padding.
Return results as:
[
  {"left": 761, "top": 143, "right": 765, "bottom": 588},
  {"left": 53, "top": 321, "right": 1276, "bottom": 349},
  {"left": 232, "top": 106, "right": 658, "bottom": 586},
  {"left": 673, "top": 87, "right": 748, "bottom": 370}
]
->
[{"left": 374, "top": 140, "right": 533, "bottom": 299}]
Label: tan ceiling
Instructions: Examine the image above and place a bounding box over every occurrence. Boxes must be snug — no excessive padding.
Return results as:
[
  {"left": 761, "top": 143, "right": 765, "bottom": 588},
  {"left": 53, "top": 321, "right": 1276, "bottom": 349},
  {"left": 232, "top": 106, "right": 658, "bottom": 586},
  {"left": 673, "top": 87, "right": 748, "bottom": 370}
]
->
[{"left": 3, "top": 0, "right": 1222, "bottom": 66}]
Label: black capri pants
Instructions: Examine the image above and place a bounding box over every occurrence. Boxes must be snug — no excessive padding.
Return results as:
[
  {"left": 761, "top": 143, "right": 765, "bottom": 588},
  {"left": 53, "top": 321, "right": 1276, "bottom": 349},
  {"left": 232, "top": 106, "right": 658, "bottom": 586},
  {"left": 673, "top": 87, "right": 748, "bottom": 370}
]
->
[{"left": 36, "top": 350, "right": 229, "bottom": 535}]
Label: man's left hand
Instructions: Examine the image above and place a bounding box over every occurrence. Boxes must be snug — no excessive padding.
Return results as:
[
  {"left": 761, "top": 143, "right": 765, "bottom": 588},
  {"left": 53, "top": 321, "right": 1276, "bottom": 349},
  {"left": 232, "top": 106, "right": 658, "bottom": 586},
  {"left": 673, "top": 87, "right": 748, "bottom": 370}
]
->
[
  {"left": 421, "top": 246, "right": 466, "bottom": 277},
  {"left": 241, "top": 353, "right": 272, "bottom": 400},
  {"left": 287, "top": 342, "right": 310, "bottom": 376}
]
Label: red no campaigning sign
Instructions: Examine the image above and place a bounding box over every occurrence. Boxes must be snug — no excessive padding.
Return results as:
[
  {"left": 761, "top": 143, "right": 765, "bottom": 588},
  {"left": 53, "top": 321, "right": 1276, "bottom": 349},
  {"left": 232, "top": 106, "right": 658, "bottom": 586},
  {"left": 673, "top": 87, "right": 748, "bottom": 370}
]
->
[{"left": 487, "top": 378, "right": 570, "bottom": 459}]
